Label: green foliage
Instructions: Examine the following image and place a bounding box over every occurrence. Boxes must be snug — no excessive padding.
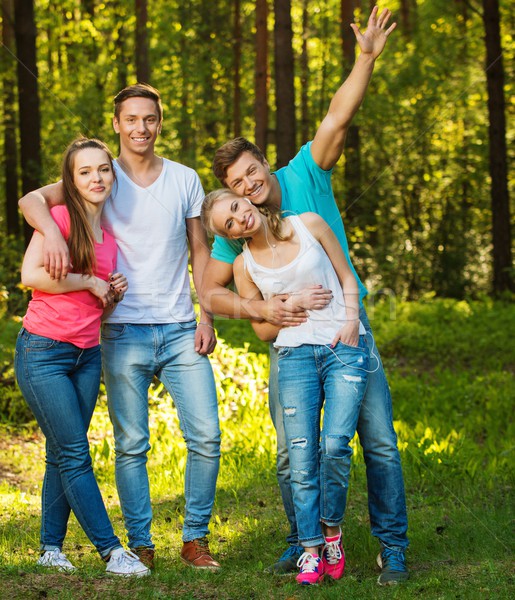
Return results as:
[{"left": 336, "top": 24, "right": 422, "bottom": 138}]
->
[
  {"left": 0, "top": 298, "right": 514, "bottom": 597},
  {"left": 0, "top": 235, "right": 28, "bottom": 318},
  {"left": 2, "top": 0, "right": 512, "bottom": 299}
]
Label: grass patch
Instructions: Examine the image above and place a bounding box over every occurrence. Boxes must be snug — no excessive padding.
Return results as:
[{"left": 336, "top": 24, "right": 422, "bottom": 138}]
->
[{"left": 0, "top": 298, "right": 514, "bottom": 598}]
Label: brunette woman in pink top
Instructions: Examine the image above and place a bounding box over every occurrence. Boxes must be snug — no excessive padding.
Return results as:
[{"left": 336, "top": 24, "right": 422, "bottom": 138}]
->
[{"left": 14, "top": 138, "right": 149, "bottom": 576}]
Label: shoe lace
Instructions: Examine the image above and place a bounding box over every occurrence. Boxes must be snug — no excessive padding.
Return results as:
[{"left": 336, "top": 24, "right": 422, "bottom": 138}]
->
[
  {"left": 324, "top": 540, "right": 342, "bottom": 565},
  {"left": 382, "top": 548, "right": 406, "bottom": 572},
  {"left": 47, "top": 549, "right": 69, "bottom": 565},
  {"left": 136, "top": 548, "right": 154, "bottom": 560},
  {"left": 297, "top": 552, "right": 320, "bottom": 573},
  {"left": 111, "top": 549, "right": 140, "bottom": 568},
  {"left": 192, "top": 537, "right": 210, "bottom": 556}
]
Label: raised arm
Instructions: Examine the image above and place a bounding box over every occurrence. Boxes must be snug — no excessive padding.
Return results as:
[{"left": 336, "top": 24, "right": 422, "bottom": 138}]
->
[
  {"left": 311, "top": 6, "right": 396, "bottom": 170},
  {"left": 232, "top": 256, "right": 281, "bottom": 342},
  {"left": 18, "top": 181, "right": 70, "bottom": 279}
]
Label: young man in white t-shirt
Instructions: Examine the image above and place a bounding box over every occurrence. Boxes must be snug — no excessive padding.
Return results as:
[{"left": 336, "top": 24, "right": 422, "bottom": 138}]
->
[{"left": 19, "top": 84, "right": 221, "bottom": 571}]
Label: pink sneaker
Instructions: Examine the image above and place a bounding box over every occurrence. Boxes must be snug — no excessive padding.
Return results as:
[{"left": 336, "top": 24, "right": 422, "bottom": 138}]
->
[
  {"left": 296, "top": 552, "right": 325, "bottom": 585},
  {"left": 322, "top": 533, "right": 345, "bottom": 579}
]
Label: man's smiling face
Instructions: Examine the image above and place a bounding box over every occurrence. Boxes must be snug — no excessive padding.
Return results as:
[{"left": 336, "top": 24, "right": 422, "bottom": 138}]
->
[{"left": 224, "top": 151, "right": 273, "bottom": 206}]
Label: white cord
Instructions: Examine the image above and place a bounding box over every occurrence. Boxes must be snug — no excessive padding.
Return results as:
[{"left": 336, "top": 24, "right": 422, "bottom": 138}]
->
[{"left": 324, "top": 329, "right": 380, "bottom": 375}]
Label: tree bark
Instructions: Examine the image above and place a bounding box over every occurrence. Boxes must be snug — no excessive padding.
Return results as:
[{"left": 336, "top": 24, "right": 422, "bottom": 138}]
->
[
  {"left": 2, "top": 0, "right": 19, "bottom": 235},
  {"left": 274, "top": 0, "right": 296, "bottom": 167},
  {"left": 254, "top": 0, "right": 269, "bottom": 151},
  {"left": 14, "top": 0, "right": 41, "bottom": 246},
  {"left": 341, "top": 0, "right": 361, "bottom": 219},
  {"left": 135, "top": 0, "right": 150, "bottom": 83},
  {"left": 400, "top": 0, "right": 417, "bottom": 38},
  {"left": 233, "top": 0, "right": 242, "bottom": 137},
  {"left": 299, "top": 0, "right": 309, "bottom": 145},
  {"left": 481, "top": 0, "right": 512, "bottom": 293}
]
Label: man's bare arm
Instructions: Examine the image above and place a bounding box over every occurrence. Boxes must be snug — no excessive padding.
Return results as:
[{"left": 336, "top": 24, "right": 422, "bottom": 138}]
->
[
  {"left": 186, "top": 217, "right": 218, "bottom": 355},
  {"left": 199, "top": 256, "right": 310, "bottom": 326},
  {"left": 311, "top": 6, "right": 396, "bottom": 170},
  {"left": 19, "top": 181, "right": 70, "bottom": 279}
]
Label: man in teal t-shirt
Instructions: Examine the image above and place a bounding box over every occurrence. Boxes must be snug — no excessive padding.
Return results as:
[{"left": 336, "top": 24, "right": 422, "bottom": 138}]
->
[
  {"left": 200, "top": 7, "right": 409, "bottom": 586},
  {"left": 211, "top": 141, "right": 367, "bottom": 301}
]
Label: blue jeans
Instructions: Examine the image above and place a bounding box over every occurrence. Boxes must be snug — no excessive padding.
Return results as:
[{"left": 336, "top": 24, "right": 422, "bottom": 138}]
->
[
  {"left": 101, "top": 321, "right": 221, "bottom": 548},
  {"left": 14, "top": 328, "right": 121, "bottom": 558},
  {"left": 269, "top": 306, "right": 409, "bottom": 551},
  {"left": 277, "top": 340, "right": 369, "bottom": 547}
]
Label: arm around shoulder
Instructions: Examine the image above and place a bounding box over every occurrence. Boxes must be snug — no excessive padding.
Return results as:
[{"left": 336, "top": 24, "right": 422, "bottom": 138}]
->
[{"left": 19, "top": 181, "right": 70, "bottom": 280}]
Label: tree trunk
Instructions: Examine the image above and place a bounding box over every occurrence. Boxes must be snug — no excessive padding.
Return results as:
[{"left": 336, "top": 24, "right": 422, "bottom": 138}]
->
[
  {"left": 481, "top": 0, "right": 512, "bottom": 293},
  {"left": 274, "top": 0, "right": 296, "bottom": 167},
  {"left": 233, "top": 0, "right": 242, "bottom": 137},
  {"left": 341, "top": 0, "right": 361, "bottom": 220},
  {"left": 135, "top": 0, "right": 150, "bottom": 83},
  {"left": 14, "top": 0, "right": 41, "bottom": 246},
  {"left": 2, "top": 0, "right": 19, "bottom": 235},
  {"left": 400, "top": 0, "right": 417, "bottom": 37},
  {"left": 254, "top": 0, "right": 269, "bottom": 151},
  {"left": 299, "top": 0, "right": 309, "bottom": 145}
]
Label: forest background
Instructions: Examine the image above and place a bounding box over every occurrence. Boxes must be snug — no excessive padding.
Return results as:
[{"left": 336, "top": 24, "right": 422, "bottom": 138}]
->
[{"left": 0, "top": 0, "right": 513, "bottom": 598}]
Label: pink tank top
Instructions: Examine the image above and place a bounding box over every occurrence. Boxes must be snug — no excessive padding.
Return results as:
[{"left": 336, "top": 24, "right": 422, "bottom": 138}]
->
[{"left": 23, "top": 205, "right": 118, "bottom": 348}]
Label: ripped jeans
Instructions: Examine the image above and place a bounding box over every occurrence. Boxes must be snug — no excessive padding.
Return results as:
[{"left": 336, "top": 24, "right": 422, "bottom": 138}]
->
[{"left": 277, "top": 339, "right": 369, "bottom": 548}]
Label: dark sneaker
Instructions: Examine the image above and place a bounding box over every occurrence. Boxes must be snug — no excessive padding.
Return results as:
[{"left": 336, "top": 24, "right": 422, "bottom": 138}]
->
[
  {"left": 296, "top": 552, "right": 325, "bottom": 585},
  {"left": 377, "top": 547, "right": 409, "bottom": 586},
  {"left": 264, "top": 545, "right": 304, "bottom": 575},
  {"left": 181, "top": 538, "right": 221, "bottom": 570},
  {"left": 131, "top": 546, "right": 155, "bottom": 570}
]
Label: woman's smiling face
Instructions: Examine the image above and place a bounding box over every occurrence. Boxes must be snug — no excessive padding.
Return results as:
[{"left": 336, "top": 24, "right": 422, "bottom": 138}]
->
[{"left": 210, "top": 194, "right": 262, "bottom": 239}]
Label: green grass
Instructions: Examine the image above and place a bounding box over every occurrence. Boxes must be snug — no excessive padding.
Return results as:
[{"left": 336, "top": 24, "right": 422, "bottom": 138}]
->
[{"left": 0, "top": 298, "right": 514, "bottom": 599}]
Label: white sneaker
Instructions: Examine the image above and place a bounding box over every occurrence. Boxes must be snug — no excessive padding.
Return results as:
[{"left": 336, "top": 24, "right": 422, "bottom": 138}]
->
[
  {"left": 37, "top": 548, "right": 76, "bottom": 572},
  {"left": 106, "top": 548, "right": 150, "bottom": 577}
]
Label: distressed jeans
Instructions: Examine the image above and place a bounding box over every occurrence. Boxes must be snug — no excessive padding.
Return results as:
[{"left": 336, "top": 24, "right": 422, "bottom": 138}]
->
[
  {"left": 277, "top": 339, "right": 369, "bottom": 547},
  {"left": 269, "top": 305, "right": 409, "bottom": 551},
  {"left": 101, "top": 321, "right": 221, "bottom": 548}
]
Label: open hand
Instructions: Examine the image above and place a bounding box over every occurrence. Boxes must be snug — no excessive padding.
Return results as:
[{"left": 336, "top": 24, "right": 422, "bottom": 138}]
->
[
  {"left": 283, "top": 285, "right": 333, "bottom": 312},
  {"left": 351, "top": 6, "right": 396, "bottom": 59}
]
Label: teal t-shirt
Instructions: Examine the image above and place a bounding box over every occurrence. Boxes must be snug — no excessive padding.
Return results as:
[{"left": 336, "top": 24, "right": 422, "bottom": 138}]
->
[{"left": 211, "top": 141, "right": 368, "bottom": 299}]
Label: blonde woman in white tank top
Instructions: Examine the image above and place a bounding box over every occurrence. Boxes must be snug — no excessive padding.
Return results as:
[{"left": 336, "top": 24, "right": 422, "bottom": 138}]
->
[{"left": 202, "top": 189, "right": 370, "bottom": 585}]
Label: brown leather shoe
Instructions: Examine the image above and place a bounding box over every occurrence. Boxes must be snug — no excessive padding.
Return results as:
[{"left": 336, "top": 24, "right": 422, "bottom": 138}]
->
[
  {"left": 181, "top": 538, "right": 221, "bottom": 570},
  {"left": 131, "top": 547, "right": 155, "bottom": 570}
]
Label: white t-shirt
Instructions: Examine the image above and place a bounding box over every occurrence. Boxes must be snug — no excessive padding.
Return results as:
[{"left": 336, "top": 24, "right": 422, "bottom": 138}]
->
[
  {"left": 242, "top": 215, "right": 365, "bottom": 347},
  {"left": 102, "top": 158, "right": 203, "bottom": 323}
]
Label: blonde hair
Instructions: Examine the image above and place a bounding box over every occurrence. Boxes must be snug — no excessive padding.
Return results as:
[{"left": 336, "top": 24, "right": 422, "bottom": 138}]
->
[{"left": 201, "top": 189, "right": 292, "bottom": 242}]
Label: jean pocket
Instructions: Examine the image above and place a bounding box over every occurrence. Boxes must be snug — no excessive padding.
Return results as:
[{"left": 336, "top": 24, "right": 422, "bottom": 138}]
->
[
  {"left": 277, "top": 346, "right": 293, "bottom": 359},
  {"left": 336, "top": 336, "right": 368, "bottom": 352},
  {"left": 177, "top": 320, "right": 197, "bottom": 332},
  {"left": 24, "top": 332, "right": 58, "bottom": 351},
  {"left": 101, "top": 323, "right": 127, "bottom": 340}
]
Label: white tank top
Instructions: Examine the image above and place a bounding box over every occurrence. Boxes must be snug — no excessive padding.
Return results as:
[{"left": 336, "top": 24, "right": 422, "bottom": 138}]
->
[{"left": 242, "top": 215, "right": 365, "bottom": 347}]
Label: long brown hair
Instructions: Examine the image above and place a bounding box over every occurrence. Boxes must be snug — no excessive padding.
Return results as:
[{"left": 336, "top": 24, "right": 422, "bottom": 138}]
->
[
  {"left": 201, "top": 189, "right": 292, "bottom": 242},
  {"left": 61, "top": 137, "right": 115, "bottom": 276}
]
